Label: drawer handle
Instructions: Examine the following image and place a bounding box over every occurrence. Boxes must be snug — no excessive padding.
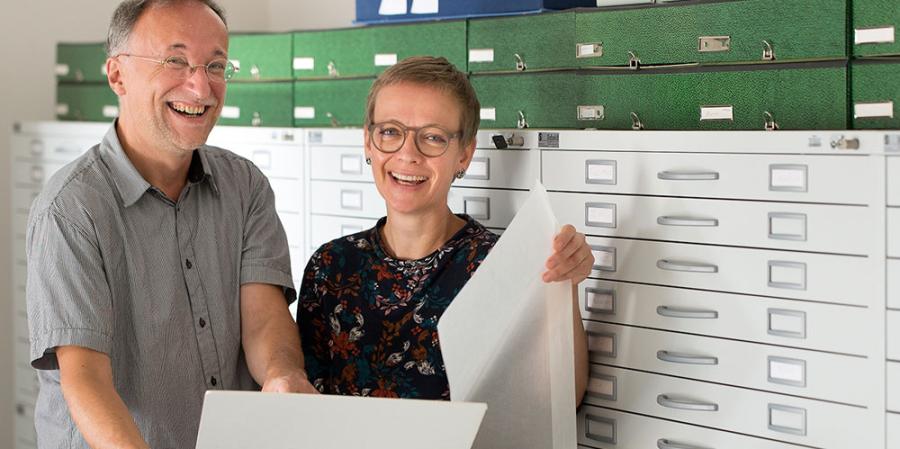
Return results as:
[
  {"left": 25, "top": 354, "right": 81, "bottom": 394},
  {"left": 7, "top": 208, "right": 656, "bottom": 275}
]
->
[
  {"left": 657, "top": 259, "right": 718, "bottom": 273},
  {"left": 658, "top": 439, "right": 712, "bottom": 449},
  {"left": 657, "top": 170, "right": 720, "bottom": 181},
  {"left": 657, "top": 216, "right": 719, "bottom": 227},
  {"left": 657, "top": 350, "right": 718, "bottom": 365},
  {"left": 656, "top": 306, "right": 718, "bottom": 320},
  {"left": 657, "top": 394, "right": 719, "bottom": 412}
]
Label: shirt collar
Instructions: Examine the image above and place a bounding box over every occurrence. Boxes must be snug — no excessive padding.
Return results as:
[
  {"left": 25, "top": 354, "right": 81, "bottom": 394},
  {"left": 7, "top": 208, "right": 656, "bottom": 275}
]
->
[{"left": 100, "top": 121, "right": 219, "bottom": 207}]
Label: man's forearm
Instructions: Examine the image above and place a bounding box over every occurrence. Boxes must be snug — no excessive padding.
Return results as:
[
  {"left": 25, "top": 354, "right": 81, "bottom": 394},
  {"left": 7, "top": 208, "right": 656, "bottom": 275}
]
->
[{"left": 240, "top": 283, "right": 308, "bottom": 387}]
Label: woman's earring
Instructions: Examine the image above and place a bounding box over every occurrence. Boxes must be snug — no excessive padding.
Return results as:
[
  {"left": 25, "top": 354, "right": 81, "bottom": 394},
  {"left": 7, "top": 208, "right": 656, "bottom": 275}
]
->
[
  {"left": 455, "top": 170, "right": 466, "bottom": 179},
  {"left": 365, "top": 157, "right": 372, "bottom": 165}
]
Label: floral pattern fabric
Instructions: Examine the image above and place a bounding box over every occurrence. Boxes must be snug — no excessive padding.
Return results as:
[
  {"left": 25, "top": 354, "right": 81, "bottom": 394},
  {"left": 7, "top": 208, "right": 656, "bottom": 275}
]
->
[{"left": 297, "top": 214, "right": 498, "bottom": 399}]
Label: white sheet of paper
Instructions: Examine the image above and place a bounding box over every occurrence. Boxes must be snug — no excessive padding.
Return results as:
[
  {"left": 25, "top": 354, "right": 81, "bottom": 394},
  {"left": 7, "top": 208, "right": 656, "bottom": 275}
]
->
[
  {"left": 195, "top": 391, "right": 486, "bottom": 449},
  {"left": 438, "top": 181, "right": 577, "bottom": 449},
  {"left": 411, "top": 0, "right": 439, "bottom": 14},
  {"left": 378, "top": 0, "right": 408, "bottom": 15}
]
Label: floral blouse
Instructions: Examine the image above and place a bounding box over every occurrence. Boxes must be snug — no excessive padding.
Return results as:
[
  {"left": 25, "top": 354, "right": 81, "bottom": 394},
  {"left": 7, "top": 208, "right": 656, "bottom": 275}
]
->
[{"left": 297, "top": 214, "right": 498, "bottom": 399}]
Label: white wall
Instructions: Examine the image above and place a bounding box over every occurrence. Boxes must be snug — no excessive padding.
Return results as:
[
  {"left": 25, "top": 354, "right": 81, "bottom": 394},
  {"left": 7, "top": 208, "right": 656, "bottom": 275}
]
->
[{"left": 0, "top": 2, "right": 353, "bottom": 448}]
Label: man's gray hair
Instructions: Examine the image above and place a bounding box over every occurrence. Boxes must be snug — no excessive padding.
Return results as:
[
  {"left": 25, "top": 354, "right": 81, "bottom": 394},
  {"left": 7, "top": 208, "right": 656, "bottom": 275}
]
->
[{"left": 106, "top": 0, "right": 227, "bottom": 56}]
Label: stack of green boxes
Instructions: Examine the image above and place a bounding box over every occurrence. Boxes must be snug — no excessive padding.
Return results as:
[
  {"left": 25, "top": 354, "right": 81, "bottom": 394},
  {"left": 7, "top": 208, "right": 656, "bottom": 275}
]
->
[
  {"left": 851, "top": 2, "right": 900, "bottom": 129},
  {"left": 56, "top": 43, "right": 119, "bottom": 122},
  {"left": 54, "top": 1, "right": 898, "bottom": 130},
  {"left": 470, "top": 1, "right": 850, "bottom": 130},
  {"left": 292, "top": 21, "right": 467, "bottom": 127},
  {"left": 222, "top": 33, "right": 294, "bottom": 127}
]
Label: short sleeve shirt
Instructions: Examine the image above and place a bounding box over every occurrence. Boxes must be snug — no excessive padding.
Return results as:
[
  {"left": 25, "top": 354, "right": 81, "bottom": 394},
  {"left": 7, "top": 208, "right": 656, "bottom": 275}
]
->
[
  {"left": 25, "top": 123, "right": 295, "bottom": 449},
  {"left": 297, "top": 215, "right": 498, "bottom": 399}
]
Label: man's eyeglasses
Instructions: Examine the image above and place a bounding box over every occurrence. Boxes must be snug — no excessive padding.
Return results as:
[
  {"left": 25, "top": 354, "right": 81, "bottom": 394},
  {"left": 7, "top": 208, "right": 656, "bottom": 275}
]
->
[
  {"left": 116, "top": 54, "right": 238, "bottom": 83},
  {"left": 368, "top": 120, "right": 461, "bottom": 158}
]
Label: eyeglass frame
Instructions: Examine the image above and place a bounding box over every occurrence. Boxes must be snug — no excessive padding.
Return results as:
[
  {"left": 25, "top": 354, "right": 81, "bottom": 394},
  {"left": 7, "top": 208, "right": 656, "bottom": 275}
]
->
[
  {"left": 114, "top": 53, "right": 239, "bottom": 82},
  {"left": 367, "top": 120, "right": 463, "bottom": 158}
]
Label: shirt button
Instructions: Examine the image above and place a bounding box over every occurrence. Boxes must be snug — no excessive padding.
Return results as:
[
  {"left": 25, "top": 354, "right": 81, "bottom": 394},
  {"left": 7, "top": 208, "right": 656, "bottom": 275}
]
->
[
  {"left": 210, "top": 376, "right": 217, "bottom": 386},
  {"left": 186, "top": 259, "right": 193, "bottom": 269},
  {"left": 199, "top": 317, "right": 206, "bottom": 328}
]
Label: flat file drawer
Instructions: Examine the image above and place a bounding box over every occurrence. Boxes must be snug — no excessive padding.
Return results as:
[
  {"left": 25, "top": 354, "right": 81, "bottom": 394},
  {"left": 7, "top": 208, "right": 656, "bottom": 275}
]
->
[
  {"left": 550, "top": 192, "right": 873, "bottom": 255},
  {"left": 577, "top": 406, "right": 801, "bottom": 449},
  {"left": 852, "top": 0, "right": 900, "bottom": 57},
  {"left": 890, "top": 208, "right": 900, "bottom": 257},
  {"left": 467, "top": 12, "right": 575, "bottom": 73},
  {"left": 218, "top": 82, "right": 293, "bottom": 128},
  {"left": 292, "top": 28, "right": 373, "bottom": 79},
  {"left": 309, "top": 180, "right": 385, "bottom": 219},
  {"left": 56, "top": 42, "right": 107, "bottom": 83},
  {"left": 447, "top": 187, "right": 529, "bottom": 230},
  {"left": 11, "top": 134, "right": 95, "bottom": 162},
  {"left": 225, "top": 144, "right": 302, "bottom": 180},
  {"left": 889, "top": 310, "right": 900, "bottom": 361},
  {"left": 472, "top": 72, "right": 578, "bottom": 129},
  {"left": 578, "top": 279, "right": 874, "bottom": 357},
  {"left": 278, "top": 212, "right": 301, "bottom": 249},
  {"left": 543, "top": 150, "right": 877, "bottom": 205},
  {"left": 228, "top": 33, "right": 293, "bottom": 82},
  {"left": 456, "top": 149, "right": 537, "bottom": 190},
  {"left": 309, "top": 215, "right": 378, "bottom": 251},
  {"left": 578, "top": 65, "right": 846, "bottom": 130},
  {"left": 308, "top": 145, "right": 373, "bottom": 182},
  {"left": 890, "top": 259, "right": 900, "bottom": 310},
  {"left": 889, "top": 362, "right": 900, "bottom": 412},
  {"left": 56, "top": 83, "right": 119, "bottom": 122},
  {"left": 890, "top": 413, "right": 900, "bottom": 449},
  {"left": 372, "top": 21, "right": 468, "bottom": 74},
  {"left": 584, "top": 321, "right": 871, "bottom": 406},
  {"left": 582, "top": 364, "right": 876, "bottom": 448},
  {"left": 890, "top": 157, "right": 900, "bottom": 206},
  {"left": 851, "top": 60, "right": 900, "bottom": 129},
  {"left": 293, "top": 78, "right": 373, "bottom": 128},
  {"left": 268, "top": 178, "right": 301, "bottom": 213},
  {"left": 586, "top": 236, "right": 875, "bottom": 307},
  {"left": 12, "top": 161, "right": 67, "bottom": 188},
  {"left": 575, "top": 0, "right": 846, "bottom": 67}
]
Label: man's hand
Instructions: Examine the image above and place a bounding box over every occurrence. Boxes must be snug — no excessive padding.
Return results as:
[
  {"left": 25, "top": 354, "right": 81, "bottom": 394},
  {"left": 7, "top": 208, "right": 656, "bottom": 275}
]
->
[
  {"left": 262, "top": 369, "right": 319, "bottom": 394},
  {"left": 542, "top": 224, "right": 594, "bottom": 285}
]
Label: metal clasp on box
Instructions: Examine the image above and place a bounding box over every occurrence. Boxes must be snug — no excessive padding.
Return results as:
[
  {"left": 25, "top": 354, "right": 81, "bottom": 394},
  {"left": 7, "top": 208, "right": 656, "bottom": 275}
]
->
[
  {"left": 514, "top": 53, "right": 527, "bottom": 72},
  {"left": 698, "top": 36, "right": 731, "bottom": 53},
  {"left": 516, "top": 110, "right": 528, "bottom": 129},
  {"left": 327, "top": 61, "right": 340, "bottom": 77}
]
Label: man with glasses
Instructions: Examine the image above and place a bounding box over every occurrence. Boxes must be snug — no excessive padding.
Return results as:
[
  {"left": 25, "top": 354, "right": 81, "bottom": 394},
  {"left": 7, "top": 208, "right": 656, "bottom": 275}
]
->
[{"left": 26, "top": 1, "right": 315, "bottom": 448}]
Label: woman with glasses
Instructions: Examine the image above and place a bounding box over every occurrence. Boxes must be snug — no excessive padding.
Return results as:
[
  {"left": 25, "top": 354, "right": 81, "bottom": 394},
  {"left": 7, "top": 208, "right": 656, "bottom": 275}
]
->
[{"left": 296, "top": 56, "right": 590, "bottom": 403}]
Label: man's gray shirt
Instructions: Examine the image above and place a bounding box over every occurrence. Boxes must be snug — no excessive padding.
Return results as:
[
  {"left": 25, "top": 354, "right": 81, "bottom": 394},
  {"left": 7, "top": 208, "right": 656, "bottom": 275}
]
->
[{"left": 26, "top": 124, "right": 295, "bottom": 449}]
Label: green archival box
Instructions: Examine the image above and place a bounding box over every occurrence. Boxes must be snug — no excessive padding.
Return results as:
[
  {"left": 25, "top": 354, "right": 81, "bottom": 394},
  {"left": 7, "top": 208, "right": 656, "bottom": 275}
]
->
[
  {"left": 579, "top": 63, "right": 848, "bottom": 130},
  {"left": 293, "top": 28, "right": 374, "bottom": 79},
  {"left": 853, "top": 0, "right": 900, "bottom": 57},
  {"left": 57, "top": 43, "right": 109, "bottom": 83},
  {"left": 293, "top": 78, "right": 374, "bottom": 127},
  {"left": 56, "top": 83, "right": 119, "bottom": 122},
  {"left": 467, "top": 12, "right": 576, "bottom": 73},
  {"left": 851, "top": 59, "right": 900, "bottom": 129},
  {"left": 228, "top": 33, "right": 294, "bottom": 81},
  {"left": 575, "top": 0, "right": 847, "bottom": 68},
  {"left": 471, "top": 72, "right": 579, "bottom": 129},
  {"left": 218, "top": 82, "right": 294, "bottom": 127},
  {"left": 371, "top": 20, "right": 468, "bottom": 74}
]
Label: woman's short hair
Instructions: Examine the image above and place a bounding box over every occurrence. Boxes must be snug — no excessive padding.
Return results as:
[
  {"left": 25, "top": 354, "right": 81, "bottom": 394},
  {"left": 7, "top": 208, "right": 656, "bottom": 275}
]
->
[
  {"left": 107, "top": 0, "right": 227, "bottom": 56},
  {"left": 365, "top": 56, "right": 480, "bottom": 148}
]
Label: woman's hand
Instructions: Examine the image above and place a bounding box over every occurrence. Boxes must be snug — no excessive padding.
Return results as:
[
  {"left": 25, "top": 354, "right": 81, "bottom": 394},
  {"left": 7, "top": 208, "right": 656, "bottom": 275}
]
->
[{"left": 542, "top": 224, "right": 594, "bottom": 285}]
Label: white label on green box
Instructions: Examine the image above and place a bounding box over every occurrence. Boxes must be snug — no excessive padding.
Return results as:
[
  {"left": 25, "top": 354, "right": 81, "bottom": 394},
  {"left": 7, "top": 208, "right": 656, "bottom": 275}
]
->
[
  {"left": 469, "top": 49, "right": 494, "bottom": 63},
  {"left": 293, "top": 57, "right": 315, "bottom": 70},
  {"left": 220, "top": 106, "right": 240, "bottom": 119},
  {"left": 55, "top": 64, "right": 70, "bottom": 76},
  {"left": 55, "top": 104, "right": 69, "bottom": 116},
  {"left": 700, "top": 106, "right": 734, "bottom": 121},
  {"left": 294, "top": 107, "right": 316, "bottom": 119},
  {"left": 374, "top": 53, "right": 398, "bottom": 67},
  {"left": 230, "top": 59, "right": 241, "bottom": 71},
  {"left": 102, "top": 105, "right": 119, "bottom": 118},
  {"left": 855, "top": 101, "right": 894, "bottom": 119},
  {"left": 480, "top": 108, "right": 496, "bottom": 121},
  {"left": 855, "top": 26, "right": 895, "bottom": 45},
  {"left": 410, "top": 0, "right": 438, "bottom": 14}
]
